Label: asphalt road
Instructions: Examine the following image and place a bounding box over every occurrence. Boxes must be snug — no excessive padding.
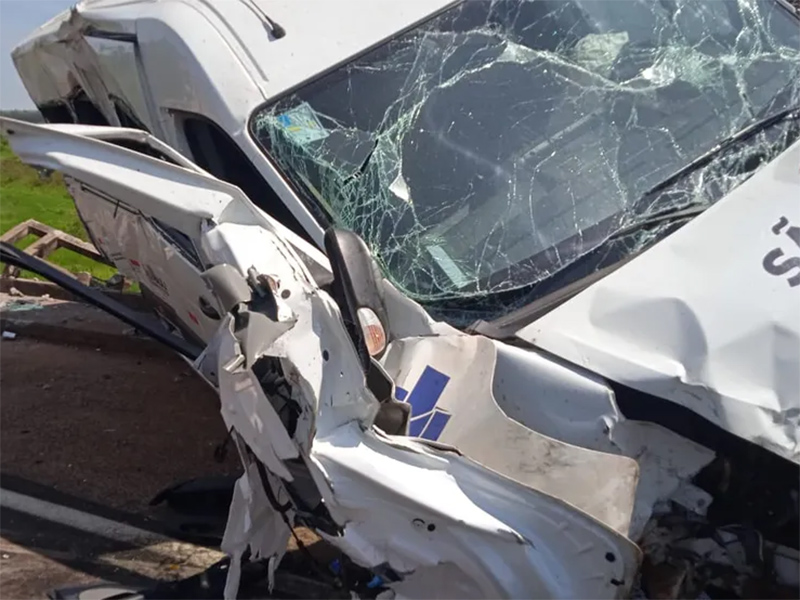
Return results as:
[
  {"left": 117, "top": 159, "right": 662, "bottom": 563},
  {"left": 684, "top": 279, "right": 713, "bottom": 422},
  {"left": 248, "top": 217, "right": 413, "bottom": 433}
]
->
[
  {"left": 0, "top": 502, "right": 227, "bottom": 599},
  {"left": 0, "top": 295, "right": 337, "bottom": 599},
  {"left": 1, "top": 507, "right": 146, "bottom": 598},
  {"left": 0, "top": 332, "right": 239, "bottom": 598}
]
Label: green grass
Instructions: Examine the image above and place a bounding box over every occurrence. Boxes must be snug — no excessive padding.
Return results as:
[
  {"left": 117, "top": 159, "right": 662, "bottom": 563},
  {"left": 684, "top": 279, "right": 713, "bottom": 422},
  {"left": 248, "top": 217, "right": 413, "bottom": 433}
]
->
[{"left": 0, "top": 136, "right": 117, "bottom": 280}]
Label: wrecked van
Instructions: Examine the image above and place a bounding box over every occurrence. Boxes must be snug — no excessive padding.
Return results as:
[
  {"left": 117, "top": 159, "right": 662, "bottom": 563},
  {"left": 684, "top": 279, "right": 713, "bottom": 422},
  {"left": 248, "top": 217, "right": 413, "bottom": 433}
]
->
[{"left": 2, "top": 0, "right": 799, "bottom": 597}]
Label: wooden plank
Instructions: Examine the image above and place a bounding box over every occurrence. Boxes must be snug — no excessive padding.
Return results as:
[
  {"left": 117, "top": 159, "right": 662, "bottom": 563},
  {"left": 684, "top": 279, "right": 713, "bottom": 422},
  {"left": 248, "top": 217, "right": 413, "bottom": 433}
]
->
[
  {"left": 24, "top": 232, "right": 59, "bottom": 258},
  {"left": 55, "top": 231, "right": 109, "bottom": 264},
  {"left": 1, "top": 219, "right": 117, "bottom": 282},
  {"left": 0, "top": 219, "right": 39, "bottom": 245},
  {"left": 2, "top": 263, "right": 20, "bottom": 278},
  {"left": 25, "top": 220, "right": 56, "bottom": 237}
]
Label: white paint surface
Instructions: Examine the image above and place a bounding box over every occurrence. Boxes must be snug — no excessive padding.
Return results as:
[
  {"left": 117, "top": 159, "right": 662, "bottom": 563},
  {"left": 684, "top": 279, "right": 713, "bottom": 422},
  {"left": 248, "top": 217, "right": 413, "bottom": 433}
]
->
[{"left": 518, "top": 139, "right": 800, "bottom": 464}]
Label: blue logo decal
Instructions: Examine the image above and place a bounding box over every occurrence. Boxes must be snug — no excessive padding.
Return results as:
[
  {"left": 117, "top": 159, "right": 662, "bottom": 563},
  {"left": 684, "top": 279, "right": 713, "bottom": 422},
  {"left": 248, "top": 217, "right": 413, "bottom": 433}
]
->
[{"left": 395, "top": 366, "right": 451, "bottom": 440}]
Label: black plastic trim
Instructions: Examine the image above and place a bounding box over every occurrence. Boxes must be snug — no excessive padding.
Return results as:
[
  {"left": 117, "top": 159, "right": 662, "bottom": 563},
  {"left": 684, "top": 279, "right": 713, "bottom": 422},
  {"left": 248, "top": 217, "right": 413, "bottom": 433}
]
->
[{"left": 0, "top": 242, "right": 202, "bottom": 360}]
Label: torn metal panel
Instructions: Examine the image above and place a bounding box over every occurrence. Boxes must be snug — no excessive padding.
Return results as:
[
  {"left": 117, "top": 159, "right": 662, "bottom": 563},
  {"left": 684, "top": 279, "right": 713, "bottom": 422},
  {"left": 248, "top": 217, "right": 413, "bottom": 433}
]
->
[
  {"left": 199, "top": 269, "right": 640, "bottom": 597},
  {"left": 213, "top": 315, "right": 298, "bottom": 480},
  {"left": 0, "top": 117, "right": 326, "bottom": 344},
  {"left": 10, "top": 3, "right": 155, "bottom": 129},
  {"left": 313, "top": 423, "right": 641, "bottom": 599},
  {"left": 199, "top": 221, "right": 379, "bottom": 449},
  {"left": 221, "top": 459, "right": 292, "bottom": 599},
  {"left": 517, "top": 139, "right": 800, "bottom": 464},
  {"left": 381, "top": 334, "right": 640, "bottom": 536},
  {"left": 382, "top": 335, "right": 714, "bottom": 541},
  {"left": 195, "top": 221, "right": 641, "bottom": 597}
]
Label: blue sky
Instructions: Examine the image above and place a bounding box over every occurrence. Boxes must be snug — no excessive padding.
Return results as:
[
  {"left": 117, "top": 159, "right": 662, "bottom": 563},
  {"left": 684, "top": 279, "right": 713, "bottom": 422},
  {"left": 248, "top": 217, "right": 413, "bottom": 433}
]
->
[{"left": 1, "top": 0, "right": 74, "bottom": 109}]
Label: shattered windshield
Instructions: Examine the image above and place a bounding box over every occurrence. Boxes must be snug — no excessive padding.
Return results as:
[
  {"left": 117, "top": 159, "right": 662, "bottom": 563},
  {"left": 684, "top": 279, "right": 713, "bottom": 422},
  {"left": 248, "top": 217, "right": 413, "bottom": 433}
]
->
[{"left": 251, "top": 0, "right": 800, "bottom": 325}]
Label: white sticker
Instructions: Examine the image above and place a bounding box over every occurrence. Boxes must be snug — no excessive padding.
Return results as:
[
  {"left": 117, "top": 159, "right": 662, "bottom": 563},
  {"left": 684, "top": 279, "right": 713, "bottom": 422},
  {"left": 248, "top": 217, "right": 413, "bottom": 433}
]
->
[
  {"left": 273, "top": 102, "right": 329, "bottom": 145},
  {"left": 426, "top": 244, "right": 471, "bottom": 288}
]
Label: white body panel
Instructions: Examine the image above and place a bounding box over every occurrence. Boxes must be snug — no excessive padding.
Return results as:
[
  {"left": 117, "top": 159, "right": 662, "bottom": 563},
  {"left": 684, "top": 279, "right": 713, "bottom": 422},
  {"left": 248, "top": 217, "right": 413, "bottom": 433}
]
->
[
  {"left": 9, "top": 0, "right": 798, "bottom": 463},
  {"left": 381, "top": 334, "right": 714, "bottom": 540},
  {"left": 13, "top": 0, "right": 454, "bottom": 108},
  {"left": 517, "top": 139, "right": 800, "bottom": 464},
  {"left": 1, "top": 118, "right": 641, "bottom": 598},
  {"left": 383, "top": 334, "right": 640, "bottom": 536}
]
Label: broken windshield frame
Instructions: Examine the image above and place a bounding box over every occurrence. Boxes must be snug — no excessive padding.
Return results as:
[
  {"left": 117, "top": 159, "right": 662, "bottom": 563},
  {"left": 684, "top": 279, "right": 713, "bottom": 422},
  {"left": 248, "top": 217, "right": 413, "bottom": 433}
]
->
[{"left": 250, "top": 0, "right": 800, "bottom": 326}]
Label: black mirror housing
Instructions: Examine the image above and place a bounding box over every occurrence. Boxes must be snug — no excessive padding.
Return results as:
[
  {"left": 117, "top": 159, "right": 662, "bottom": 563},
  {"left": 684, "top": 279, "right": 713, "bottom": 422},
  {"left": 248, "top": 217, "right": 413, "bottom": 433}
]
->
[{"left": 323, "top": 228, "right": 388, "bottom": 371}]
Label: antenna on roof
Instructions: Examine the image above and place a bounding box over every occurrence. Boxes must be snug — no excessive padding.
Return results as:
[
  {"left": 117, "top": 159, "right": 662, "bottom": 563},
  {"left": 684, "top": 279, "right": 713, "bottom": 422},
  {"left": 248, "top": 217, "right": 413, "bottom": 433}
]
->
[{"left": 239, "top": 0, "right": 286, "bottom": 39}]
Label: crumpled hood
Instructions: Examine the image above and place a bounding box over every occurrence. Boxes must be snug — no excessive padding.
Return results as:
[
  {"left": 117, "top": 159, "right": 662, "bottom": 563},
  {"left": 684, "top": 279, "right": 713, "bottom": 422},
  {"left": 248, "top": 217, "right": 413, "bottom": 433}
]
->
[{"left": 516, "top": 138, "right": 800, "bottom": 464}]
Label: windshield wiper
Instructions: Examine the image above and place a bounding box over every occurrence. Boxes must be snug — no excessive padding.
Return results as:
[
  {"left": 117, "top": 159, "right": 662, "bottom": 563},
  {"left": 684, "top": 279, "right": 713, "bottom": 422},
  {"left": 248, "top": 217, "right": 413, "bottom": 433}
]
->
[
  {"left": 610, "top": 204, "right": 706, "bottom": 241},
  {"left": 645, "top": 104, "right": 799, "bottom": 198},
  {"left": 474, "top": 105, "right": 800, "bottom": 338},
  {"left": 611, "top": 104, "right": 800, "bottom": 240}
]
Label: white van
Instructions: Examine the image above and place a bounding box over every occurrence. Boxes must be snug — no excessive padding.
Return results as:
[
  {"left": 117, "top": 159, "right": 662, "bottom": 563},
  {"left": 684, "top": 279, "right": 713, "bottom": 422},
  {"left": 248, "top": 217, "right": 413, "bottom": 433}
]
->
[{"left": 6, "top": 1, "right": 800, "bottom": 597}]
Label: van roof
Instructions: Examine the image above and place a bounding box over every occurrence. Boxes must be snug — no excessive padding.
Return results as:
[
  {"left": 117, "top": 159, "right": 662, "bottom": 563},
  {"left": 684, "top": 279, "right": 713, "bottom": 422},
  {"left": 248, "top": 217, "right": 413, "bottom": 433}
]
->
[{"left": 13, "top": 0, "right": 455, "bottom": 104}]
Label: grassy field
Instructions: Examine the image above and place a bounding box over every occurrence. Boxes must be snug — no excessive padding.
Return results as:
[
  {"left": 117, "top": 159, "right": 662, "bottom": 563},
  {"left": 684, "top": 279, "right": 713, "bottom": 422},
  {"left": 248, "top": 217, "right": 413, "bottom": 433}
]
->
[{"left": 0, "top": 136, "right": 116, "bottom": 279}]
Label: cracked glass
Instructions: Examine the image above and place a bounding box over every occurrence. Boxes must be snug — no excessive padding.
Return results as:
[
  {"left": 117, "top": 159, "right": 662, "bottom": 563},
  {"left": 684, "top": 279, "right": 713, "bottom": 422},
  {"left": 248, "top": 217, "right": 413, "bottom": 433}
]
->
[{"left": 251, "top": 0, "right": 800, "bottom": 326}]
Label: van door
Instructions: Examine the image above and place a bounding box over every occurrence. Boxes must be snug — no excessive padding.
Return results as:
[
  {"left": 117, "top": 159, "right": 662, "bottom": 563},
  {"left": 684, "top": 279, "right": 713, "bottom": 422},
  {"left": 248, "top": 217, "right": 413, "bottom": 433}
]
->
[{"left": 0, "top": 117, "right": 299, "bottom": 344}]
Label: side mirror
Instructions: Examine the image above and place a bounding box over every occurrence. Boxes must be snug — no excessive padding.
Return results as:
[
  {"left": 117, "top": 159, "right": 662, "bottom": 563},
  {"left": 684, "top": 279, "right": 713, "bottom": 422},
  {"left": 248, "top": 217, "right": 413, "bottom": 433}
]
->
[{"left": 323, "top": 228, "right": 389, "bottom": 372}]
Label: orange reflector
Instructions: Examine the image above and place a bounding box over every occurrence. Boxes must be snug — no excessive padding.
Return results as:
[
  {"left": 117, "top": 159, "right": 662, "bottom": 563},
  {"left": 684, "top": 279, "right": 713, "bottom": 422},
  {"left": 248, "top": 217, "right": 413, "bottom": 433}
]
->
[{"left": 357, "top": 307, "right": 386, "bottom": 356}]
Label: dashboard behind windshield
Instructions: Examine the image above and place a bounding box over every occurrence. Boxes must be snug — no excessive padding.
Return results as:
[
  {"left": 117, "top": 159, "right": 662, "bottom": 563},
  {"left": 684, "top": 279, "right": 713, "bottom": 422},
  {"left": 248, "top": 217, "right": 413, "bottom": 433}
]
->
[{"left": 251, "top": 0, "right": 800, "bottom": 324}]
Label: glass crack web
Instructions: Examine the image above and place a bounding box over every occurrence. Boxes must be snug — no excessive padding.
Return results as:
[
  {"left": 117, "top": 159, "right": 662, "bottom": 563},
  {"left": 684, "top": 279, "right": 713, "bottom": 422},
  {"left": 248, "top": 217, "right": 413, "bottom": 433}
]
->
[{"left": 253, "top": 0, "right": 800, "bottom": 327}]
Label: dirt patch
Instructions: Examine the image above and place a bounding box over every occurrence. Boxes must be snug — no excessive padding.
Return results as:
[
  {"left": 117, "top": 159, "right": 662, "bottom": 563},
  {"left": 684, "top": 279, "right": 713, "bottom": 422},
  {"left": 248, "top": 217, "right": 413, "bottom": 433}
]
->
[
  {"left": 0, "top": 536, "right": 102, "bottom": 600},
  {"left": 0, "top": 338, "right": 239, "bottom": 513}
]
